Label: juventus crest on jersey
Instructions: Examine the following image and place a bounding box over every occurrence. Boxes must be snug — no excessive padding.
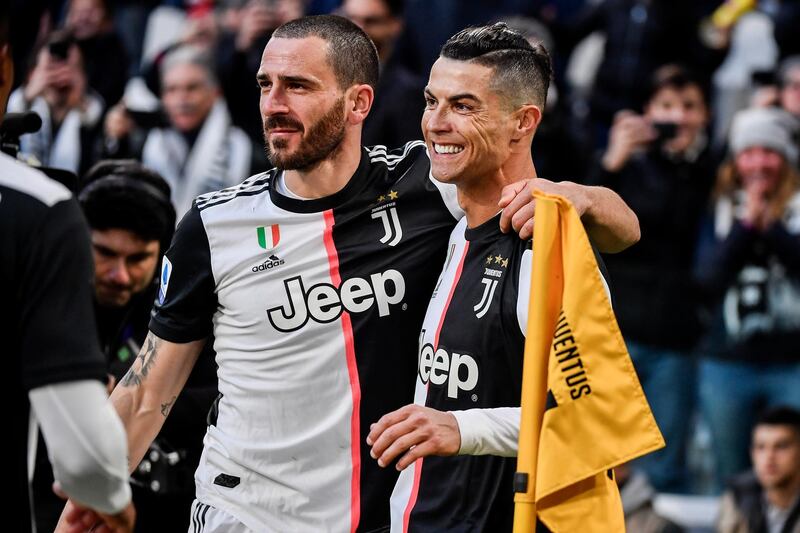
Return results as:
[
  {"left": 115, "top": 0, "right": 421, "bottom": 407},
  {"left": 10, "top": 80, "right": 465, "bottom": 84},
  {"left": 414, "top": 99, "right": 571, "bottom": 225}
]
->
[{"left": 150, "top": 142, "right": 463, "bottom": 532}]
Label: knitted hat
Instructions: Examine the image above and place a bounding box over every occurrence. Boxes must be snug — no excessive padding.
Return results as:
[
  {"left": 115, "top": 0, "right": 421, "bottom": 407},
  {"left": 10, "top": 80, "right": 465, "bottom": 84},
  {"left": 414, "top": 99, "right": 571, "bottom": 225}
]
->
[{"left": 729, "top": 107, "right": 799, "bottom": 166}]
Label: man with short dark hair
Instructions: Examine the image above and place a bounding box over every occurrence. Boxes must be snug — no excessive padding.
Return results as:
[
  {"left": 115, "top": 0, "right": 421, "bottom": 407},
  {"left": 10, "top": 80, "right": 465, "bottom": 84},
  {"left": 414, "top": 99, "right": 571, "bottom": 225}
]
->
[
  {"left": 58, "top": 15, "right": 639, "bottom": 532},
  {"left": 33, "top": 160, "right": 179, "bottom": 532},
  {"left": 718, "top": 407, "right": 800, "bottom": 533},
  {"left": 585, "top": 64, "right": 718, "bottom": 493},
  {"left": 366, "top": 23, "right": 617, "bottom": 531},
  {"left": 77, "top": 160, "right": 218, "bottom": 533}
]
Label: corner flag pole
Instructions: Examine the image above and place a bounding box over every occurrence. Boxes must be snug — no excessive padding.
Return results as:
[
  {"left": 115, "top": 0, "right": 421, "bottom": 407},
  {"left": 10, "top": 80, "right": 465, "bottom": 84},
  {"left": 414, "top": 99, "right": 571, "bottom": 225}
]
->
[{"left": 513, "top": 192, "right": 564, "bottom": 533}]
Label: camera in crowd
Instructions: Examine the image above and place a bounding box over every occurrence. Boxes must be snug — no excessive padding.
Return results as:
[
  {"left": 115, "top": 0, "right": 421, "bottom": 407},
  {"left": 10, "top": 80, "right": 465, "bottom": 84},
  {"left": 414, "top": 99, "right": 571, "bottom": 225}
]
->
[
  {"left": 652, "top": 121, "right": 679, "bottom": 143},
  {"left": 47, "top": 35, "right": 73, "bottom": 62}
]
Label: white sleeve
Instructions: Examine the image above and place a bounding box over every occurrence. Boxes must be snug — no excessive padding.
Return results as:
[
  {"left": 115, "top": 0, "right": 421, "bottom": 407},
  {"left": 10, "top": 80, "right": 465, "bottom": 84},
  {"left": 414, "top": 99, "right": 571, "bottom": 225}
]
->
[
  {"left": 516, "top": 249, "right": 533, "bottom": 336},
  {"left": 29, "top": 380, "right": 131, "bottom": 514},
  {"left": 450, "top": 407, "right": 520, "bottom": 457},
  {"left": 7, "top": 87, "right": 28, "bottom": 112}
]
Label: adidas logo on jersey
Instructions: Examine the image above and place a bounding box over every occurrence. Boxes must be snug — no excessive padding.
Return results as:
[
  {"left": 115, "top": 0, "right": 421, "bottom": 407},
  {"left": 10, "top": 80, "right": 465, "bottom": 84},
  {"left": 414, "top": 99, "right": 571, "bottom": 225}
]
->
[
  {"left": 252, "top": 254, "right": 285, "bottom": 273},
  {"left": 418, "top": 343, "right": 478, "bottom": 399},
  {"left": 266, "top": 269, "right": 406, "bottom": 332}
]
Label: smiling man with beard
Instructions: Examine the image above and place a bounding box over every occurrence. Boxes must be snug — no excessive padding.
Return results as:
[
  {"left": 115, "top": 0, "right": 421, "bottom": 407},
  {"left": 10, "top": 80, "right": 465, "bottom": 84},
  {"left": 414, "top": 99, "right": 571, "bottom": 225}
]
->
[{"left": 57, "top": 15, "right": 640, "bottom": 533}]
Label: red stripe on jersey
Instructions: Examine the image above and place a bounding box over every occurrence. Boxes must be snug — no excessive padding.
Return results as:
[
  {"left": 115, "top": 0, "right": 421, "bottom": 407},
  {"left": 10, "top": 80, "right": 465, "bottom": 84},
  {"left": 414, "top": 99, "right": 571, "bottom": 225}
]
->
[
  {"left": 323, "top": 209, "right": 362, "bottom": 533},
  {"left": 402, "top": 240, "right": 471, "bottom": 533}
]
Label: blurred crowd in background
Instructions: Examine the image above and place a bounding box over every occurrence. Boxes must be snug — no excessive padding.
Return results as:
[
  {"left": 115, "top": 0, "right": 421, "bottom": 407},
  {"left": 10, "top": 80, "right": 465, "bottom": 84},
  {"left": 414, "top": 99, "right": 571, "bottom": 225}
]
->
[{"left": 4, "top": 0, "right": 800, "bottom": 531}]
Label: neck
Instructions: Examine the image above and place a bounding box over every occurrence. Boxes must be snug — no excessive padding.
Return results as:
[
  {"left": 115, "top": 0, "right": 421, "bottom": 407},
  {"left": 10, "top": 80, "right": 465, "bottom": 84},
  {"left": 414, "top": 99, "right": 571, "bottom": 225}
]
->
[
  {"left": 283, "top": 132, "right": 362, "bottom": 199},
  {"left": 50, "top": 104, "right": 70, "bottom": 125},
  {"left": 459, "top": 153, "right": 535, "bottom": 228},
  {"left": 765, "top": 477, "right": 800, "bottom": 510}
]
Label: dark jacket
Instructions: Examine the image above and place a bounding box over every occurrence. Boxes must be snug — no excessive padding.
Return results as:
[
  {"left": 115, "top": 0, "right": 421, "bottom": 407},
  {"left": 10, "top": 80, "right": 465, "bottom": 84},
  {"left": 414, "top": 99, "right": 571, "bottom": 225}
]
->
[
  {"left": 586, "top": 144, "right": 718, "bottom": 350},
  {"left": 553, "top": 0, "right": 725, "bottom": 127},
  {"left": 694, "top": 194, "right": 800, "bottom": 364},
  {"left": 718, "top": 471, "right": 800, "bottom": 533},
  {"left": 362, "top": 63, "right": 425, "bottom": 149}
]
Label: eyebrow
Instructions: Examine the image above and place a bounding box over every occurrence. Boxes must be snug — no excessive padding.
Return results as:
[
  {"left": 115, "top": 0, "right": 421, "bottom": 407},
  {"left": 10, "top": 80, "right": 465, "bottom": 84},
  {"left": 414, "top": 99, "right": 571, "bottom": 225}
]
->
[
  {"left": 256, "top": 73, "right": 321, "bottom": 87},
  {"left": 424, "top": 88, "right": 482, "bottom": 104}
]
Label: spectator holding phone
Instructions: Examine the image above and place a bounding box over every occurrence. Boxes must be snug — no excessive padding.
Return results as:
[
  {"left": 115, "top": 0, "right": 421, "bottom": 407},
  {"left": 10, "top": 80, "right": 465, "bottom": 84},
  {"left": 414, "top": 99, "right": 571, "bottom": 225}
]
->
[
  {"left": 64, "top": 0, "right": 129, "bottom": 107},
  {"left": 101, "top": 44, "right": 256, "bottom": 217},
  {"left": 586, "top": 64, "right": 719, "bottom": 493},
  {"left": 7, "top": 31, "right": 104, "bottom": 175}
]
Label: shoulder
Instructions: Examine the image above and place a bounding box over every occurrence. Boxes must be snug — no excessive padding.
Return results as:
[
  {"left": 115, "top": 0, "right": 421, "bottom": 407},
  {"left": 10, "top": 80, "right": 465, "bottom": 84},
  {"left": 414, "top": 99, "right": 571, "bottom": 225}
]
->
[
  {"left": 365, "top": 140, "right": 427, "bottom": 172},
  {"left": 195, "top": 170, "right": 274, "bottom": 212},
  {"left": 0, "top": 153, "right": 72, "bottom": 208}
]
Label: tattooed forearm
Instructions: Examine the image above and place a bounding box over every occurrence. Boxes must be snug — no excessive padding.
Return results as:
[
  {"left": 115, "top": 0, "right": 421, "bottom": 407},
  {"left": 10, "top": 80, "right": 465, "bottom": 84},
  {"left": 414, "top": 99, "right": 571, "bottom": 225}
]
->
[
  {"left": 160, "top": 395, "right": 178, "bottom": 417},
  {"left": 120, "top": 333, "right": 162, "bottom": 387}
]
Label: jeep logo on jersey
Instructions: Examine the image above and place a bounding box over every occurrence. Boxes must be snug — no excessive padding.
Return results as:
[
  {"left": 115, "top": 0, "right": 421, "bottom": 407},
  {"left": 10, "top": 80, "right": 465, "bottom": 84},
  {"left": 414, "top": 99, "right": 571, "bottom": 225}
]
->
[
  {"left": 418, "top": 344, "right": 479, "bottom": 399},
  {"left": 256, "top": 225, "right": 280, "bottom": 250},
  {"left": 266, "top": 269, "right": 406, "bottom": 332},
  {"left": 371, "top": 207, "right": 403, "bottom": 247}
]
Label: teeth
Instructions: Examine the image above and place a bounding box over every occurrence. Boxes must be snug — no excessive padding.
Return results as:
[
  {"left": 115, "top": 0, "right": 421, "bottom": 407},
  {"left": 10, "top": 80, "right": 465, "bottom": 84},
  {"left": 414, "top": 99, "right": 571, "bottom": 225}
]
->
[{"left": 434, "top": 143, "right": 464, "bottom": 154}]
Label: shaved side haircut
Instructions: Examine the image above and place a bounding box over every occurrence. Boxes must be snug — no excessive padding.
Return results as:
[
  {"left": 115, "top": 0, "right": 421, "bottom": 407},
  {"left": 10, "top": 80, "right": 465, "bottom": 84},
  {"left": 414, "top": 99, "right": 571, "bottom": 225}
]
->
[
  {"left": 440, "top": 22, "right": 552, "bottom": 110},
  {"left": 273, "top": 15, "right": 380, "bottom": 91}
]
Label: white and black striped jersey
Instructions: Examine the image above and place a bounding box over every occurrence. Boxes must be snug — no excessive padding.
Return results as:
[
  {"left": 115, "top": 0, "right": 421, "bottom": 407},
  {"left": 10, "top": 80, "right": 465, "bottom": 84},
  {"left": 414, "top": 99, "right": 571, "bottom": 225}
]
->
[
  {"left": 150, "top": 142, "right": 461, "bottom": 532},
  {"left": 390, "top": 214, "right": 533, "bottom": 533}
]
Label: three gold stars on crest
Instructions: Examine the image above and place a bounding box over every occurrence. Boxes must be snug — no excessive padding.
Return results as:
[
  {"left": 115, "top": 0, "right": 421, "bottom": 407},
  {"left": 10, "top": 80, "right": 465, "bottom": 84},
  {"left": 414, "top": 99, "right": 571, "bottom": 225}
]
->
[
  {"left": 486, "top": 254, "right": 509, "bottom": 268},
  {"left": 377, "top": 190, "right": 399, "bottom": 203}
]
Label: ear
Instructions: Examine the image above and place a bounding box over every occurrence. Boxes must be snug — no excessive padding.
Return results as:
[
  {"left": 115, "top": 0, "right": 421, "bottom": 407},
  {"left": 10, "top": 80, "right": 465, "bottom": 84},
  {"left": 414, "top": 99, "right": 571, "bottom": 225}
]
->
[
  {"left": 512, "top": 104, "right": 542, "bottom": 141},
  {"left": 346, "top": 83, "right": 374, "bottom": 126}
]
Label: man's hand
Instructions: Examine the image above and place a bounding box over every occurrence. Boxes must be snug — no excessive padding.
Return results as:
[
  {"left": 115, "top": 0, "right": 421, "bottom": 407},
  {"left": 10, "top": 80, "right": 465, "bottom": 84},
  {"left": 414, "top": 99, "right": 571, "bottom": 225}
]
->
[
  {"left": 23, "top": 52, "right": 55, "bottom": 103},
  {"left": 367, "top": 405, "right": 461, "bottom": 471},
  {"left": 742, "top": 178, "right": 776, "bottom": 230},
  {"left": 235, "top": 1, "right": 279, "bottom": 51},
  {"left": 602, "top": 110, "right": 655, "bottom": 173},
  {"left": 54, "top": 495, "right": 135, "bottom": 533},
  {"left": 498, "top": 177, "right": 590, "bottom": 240},
  {"left": 498, "top": 177, "right": 640, "bottom": 253},
  {"left": 104, "top": 104, "right": 133, "bottom": 140}
]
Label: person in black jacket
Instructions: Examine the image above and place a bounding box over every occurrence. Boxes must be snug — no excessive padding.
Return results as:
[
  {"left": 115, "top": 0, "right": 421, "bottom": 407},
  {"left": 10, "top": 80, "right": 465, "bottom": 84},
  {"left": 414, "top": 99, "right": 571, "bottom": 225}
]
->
[
  {"left": 696, "top": 107, "right": 800, "bottom": 491},
  {"left": 717, "top": 407, "right": 800, "bottom": 533},
  {"left": 33, "top": 160, "right": 219, "bottom": 533},
  {"left": 586, "top": 65, "right": 718, "bottom": 493}
]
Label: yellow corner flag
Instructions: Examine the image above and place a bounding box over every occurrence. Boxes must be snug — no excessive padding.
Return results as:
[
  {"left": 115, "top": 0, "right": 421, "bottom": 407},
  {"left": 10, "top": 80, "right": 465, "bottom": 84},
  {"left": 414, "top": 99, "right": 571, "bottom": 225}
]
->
[{"left": 513, "top": 192, "right": 665, "bottom": 533}]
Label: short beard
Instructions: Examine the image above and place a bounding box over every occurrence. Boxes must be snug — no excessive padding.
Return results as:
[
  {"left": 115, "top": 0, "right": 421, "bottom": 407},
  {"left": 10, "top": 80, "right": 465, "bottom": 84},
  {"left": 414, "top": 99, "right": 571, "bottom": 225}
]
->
[{"left": 264, "top": 97, "right": 346, "bottom": 170}]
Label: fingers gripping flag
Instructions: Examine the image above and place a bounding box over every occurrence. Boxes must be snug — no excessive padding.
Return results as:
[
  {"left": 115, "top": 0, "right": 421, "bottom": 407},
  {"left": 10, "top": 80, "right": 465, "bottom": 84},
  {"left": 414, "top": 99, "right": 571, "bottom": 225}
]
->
[{"left": 513, "top": 192, "right": 665, "bottom": 533}]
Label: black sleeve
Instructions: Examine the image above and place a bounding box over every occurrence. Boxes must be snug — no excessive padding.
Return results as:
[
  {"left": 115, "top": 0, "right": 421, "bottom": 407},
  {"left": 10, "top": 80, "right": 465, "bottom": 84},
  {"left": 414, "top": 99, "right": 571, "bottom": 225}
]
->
[
  {"left": 149, "top": 204, "right": 217, "bottom": 343},
  {"left": 584, "top": 152, "right": 616, "bottom": 187},
  {"left": 694, "top": 221, "right": 758, "bottom": 299},
  {"left": 19, "top": 198, "right": 105, "bottom": 391}
]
